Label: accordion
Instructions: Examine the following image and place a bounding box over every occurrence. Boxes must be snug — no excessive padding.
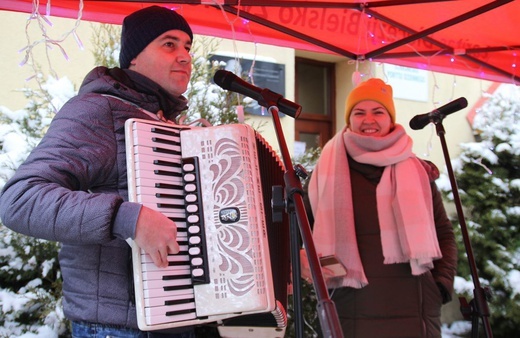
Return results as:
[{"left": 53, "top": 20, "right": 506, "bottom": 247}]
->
[{"left": 125, "top": 118, "right": 290, "bottom": 337}]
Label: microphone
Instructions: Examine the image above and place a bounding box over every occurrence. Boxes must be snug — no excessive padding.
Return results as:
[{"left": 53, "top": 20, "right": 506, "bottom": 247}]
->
[
  {"left": 409, "top": 97, "right": 468, "bottom": 130},
  {"left": 213, "top": 69, "right": 302, "bottom": 118}
]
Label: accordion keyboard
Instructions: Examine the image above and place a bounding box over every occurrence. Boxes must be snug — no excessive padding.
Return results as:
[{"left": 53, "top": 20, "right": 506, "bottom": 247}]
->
[{"left": 127, "top": 120, "right": 206, "bottom": 325}]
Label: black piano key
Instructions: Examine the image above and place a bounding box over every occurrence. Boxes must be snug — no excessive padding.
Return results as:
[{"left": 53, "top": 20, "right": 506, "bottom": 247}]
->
[
  {"left": 164, "top": 297, "right": 195, "bottom": 306},
  {"left": 155, "top": 183, "right": 183, "bottom": 190},
  {"left": 151, "top": 136, "right": 181, "bottom": 147},
  {"left": 157, "top": 203, "right": 185, "bottom": 209},
  {"left": 152, "top": 146, "right": 182, "bottom": 156},
  {"left": 165, "top": 308, "right": 197, "bottom": 317},
  {"left": 151, "top": 126, "right": 181, "bottom": 138},
  {"left": 154, "top": 169, "right": 182, "bottom": 178},
  {"left": 163, "top": 272, "right": 192, "bottom": 280},
  {"left": 154, "top": 159, "right": 182, "bottom": 168},
  {"left": 166, "top": 261, "right": 191, "bottom": 268},
  {"left": 156, "top": 192, "right": 185, "bottom": 199},
  {"left": 164, "top": 284, "right": 193, "bottom": 292}
]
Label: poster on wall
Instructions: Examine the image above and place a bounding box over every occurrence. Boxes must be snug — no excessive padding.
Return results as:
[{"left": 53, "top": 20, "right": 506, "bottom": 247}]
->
[
  {"left": 210, "top": 54, "right": 286, "bottom": 116},
  {"left": 385, "top": 64, "right": 428, "bottom": 102}
]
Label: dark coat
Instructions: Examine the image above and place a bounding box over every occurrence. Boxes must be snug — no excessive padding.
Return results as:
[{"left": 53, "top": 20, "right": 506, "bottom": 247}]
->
[{"left": 305, "top": 157, "right": 457, "bottom": 338}]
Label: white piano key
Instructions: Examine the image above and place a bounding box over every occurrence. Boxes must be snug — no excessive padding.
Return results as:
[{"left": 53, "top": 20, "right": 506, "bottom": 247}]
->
[
  {"left": 142, "top": 278, "right": 192, "bottom": 290},
  {"left": 133, "top": 144, "right": 182, "bottom": 160},
  {"left": 144, "top": 290, "right": 195, "bottom": 307},
  {"left": 143, "top": 285, "right": 193, "bottom": 300},
  {"left": 144, "top": 208, "right": 186, "bottom": 218},
  {"left": 134, "top": 153, "right": 182, "bottom": 171},
  {"left": 140, "top": 254, "right": 189, "bottom": 263},
  {"left": 134, "top": 177, "right": 184, "bottom": 191},
  {"left": 133, "top": 129, "right": 182, "bottom": 150},
  {"left": 145, "top": 311, "right": 197, "bottom": 326},
  {"left": 141, "top": 262, "right": 190, "bottom": 273},
  {"left": 137, "top": 194, "right": 185, "bottom": 206},
  {"left": 143, "top": 268, "right": 192, "bottom": 281},
  {"left": 135, "top": 168, "right": 183, "bottom": 184},
  {"left": 145, "top": 302, "right": 196, "bottom": 317}
]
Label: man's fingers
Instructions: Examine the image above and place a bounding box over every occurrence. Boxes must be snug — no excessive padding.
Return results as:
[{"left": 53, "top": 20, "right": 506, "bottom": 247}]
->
[
  {"left": 150, "top": 249, "right": 168, "bottom": 269},
  {"left": 150, "top": 243, "right": 180, "bottom": 268},
  {"left": 149, "top": 251, "right": 161, "bottom": 268},
  {"left": 168, "top": 242, "right": 180, "bottom": 254}
]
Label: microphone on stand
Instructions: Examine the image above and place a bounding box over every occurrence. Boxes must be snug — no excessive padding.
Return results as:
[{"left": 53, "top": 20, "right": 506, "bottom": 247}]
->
[
  {"left": 213, "top": 69, "right": 302, "bottom": 119},
  {"left": 409, "top": 97, "right": 468, "bottom": 130}
]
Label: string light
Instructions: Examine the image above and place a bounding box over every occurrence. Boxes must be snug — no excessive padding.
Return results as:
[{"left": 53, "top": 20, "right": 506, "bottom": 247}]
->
[
  {"left": 17, "top": 0, "right": 85, "bottom": 113},
  {"left": 20, "top": 0, "right": 84, "bottom": 82},
  {"left": 212, "top": 0, "right": 266, "bottom": 118}
]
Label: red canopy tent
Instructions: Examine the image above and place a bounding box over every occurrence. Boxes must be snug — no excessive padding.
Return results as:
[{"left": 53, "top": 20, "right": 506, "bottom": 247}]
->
[{"left": 1, "top": 0, "right": 519, "bottom": 85}]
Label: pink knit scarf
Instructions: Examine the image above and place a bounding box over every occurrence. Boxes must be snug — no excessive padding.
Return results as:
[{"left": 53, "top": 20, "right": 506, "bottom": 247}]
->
[{"left": 308, "top": 125, "right": 442, "bottom": 289}]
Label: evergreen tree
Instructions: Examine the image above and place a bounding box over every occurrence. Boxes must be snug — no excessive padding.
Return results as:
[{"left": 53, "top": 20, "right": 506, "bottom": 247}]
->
[
  {"left": 183, "top": 36, "right": 240, "bottom": 126},
  {"left": 0, "top": 75, "right": 73, "bottom": 337},
  {"left": 439, "top": 87, "right": 520, "bottom": 337},
  {"left": 90, "top": 23, "right": 121, "bottom": 68}
]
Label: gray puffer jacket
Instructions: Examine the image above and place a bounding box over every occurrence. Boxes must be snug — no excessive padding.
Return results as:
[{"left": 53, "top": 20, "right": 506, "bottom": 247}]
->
[{"left": 0, "top": 66, "right": 187, "bottom": 328}]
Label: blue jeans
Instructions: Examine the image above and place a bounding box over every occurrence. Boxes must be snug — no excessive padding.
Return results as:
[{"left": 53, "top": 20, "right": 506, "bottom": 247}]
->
[{"left": 71, "top": 321, "right": 196, "bottom": 338}]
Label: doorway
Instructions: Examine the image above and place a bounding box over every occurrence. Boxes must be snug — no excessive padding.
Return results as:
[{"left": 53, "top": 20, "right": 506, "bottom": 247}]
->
[{"left": 295, "top": 58, "right": 335, "bottom": 152}]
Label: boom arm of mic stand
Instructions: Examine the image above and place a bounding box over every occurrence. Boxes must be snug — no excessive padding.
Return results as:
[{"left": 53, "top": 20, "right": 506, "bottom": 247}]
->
[
  {"left": 266, "top": 103, "right": 343, "bottom": 338},
  {"left": 434, "top": 122, "right": 493, "bottom": 338}
]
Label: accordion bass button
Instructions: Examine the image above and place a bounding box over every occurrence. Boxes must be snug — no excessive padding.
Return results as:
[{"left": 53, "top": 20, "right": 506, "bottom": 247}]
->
[
  {"left": 187, "top": 215, "right": 199, "bottom": 223},
  {"left": 186, "top": 204, "right": 198, "bottom": 213},
  {"left": 189, "top": 236, "right": 201, "bottom": 245},
  {"left": 182, "top": 163, "right": 195, "bottom": 172},
  {"left": 189, "top": 247, "right": 201, "bottom": 255},
  {"left": 192, "top": 268, "right": 204, "bottom": 277},
  {"left": 185, "top": 194, "right": 197, "bottom": 203},
  {"left": 191, "top": 257, "right": 203, "bottom": 266},
  {"left": 184, "top": 173, "right": 196, "bottom": 182},
  {"left": 188, "top": 225, "right": 200, "bottom": 234}
]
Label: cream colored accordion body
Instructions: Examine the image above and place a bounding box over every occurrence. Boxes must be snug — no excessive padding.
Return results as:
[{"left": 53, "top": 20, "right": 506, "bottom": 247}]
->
[{"left": 125, "top": 118, "right": 290, "bottom": 337}]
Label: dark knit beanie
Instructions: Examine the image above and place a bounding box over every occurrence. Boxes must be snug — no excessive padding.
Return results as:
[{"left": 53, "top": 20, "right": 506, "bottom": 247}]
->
[{"left": 119, "top": 6, "right": 193, "bottom": 69}]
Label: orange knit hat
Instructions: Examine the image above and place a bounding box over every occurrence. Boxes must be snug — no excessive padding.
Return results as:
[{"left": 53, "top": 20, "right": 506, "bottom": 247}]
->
[{"left": 345, "top": 78, "right": 396, "bottom": 126}]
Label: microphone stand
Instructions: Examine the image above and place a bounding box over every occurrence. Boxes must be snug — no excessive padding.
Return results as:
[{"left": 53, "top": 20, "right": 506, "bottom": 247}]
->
[
  {"left": 430, "top": 117, "right": 493, "bottom": 338},
  {"left": 261, "top": 89, "right": 343, "bottom": 338}
]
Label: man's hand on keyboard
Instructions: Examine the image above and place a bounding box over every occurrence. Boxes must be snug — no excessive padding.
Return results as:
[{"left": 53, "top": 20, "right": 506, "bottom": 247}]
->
[{"left": 134, "top": 205, "right": 180, "bottom": 268}]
